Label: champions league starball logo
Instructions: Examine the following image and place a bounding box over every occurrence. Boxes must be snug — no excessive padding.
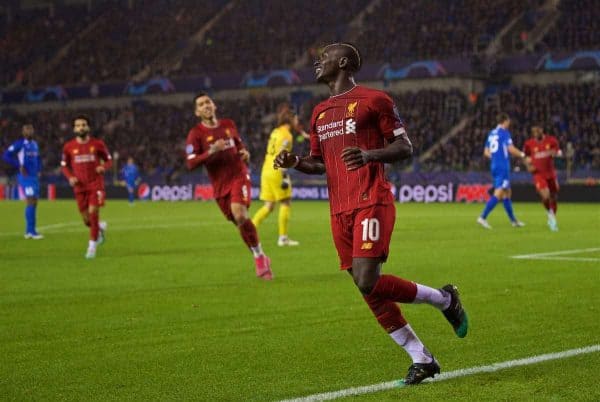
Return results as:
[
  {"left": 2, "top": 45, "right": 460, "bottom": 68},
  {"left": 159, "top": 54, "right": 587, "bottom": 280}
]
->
[{"left": 138, "top": 183, "right": 150, "bottom": 200}]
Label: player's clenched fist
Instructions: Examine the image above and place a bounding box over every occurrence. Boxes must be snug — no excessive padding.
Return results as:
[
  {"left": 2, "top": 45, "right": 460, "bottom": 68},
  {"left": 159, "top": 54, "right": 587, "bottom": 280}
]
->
[
  {"left": 239, "top": 149, "right": 250, "bottom": 163},
  {"left": 274, "top": 150, "right": 299, "bottom": 169}
]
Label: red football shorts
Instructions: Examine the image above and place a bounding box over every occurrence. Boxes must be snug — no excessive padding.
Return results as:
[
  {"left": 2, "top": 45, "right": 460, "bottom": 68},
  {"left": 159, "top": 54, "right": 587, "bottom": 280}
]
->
[
  {"left": 75, "top": 188, "right": 106, "bottom": 212},
  {"left": 534, "top": 175, "right": 559, "bottom": 194},
  {"left": 330, "top": 203, "right": 396, "bottom": 270},
  {"left": 215, "top": 176, "right": 252, "bottom": 221}
]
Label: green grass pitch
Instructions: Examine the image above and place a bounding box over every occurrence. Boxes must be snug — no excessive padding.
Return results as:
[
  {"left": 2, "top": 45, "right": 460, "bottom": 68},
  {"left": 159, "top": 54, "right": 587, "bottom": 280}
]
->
[{"left": 1, "top": 200, "right": 599, "bottom": 401}]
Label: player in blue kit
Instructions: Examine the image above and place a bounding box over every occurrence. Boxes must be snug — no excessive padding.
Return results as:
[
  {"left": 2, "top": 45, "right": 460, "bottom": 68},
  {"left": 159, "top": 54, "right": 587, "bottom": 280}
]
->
[
  {"left": 121, "top": 157, "right": 140, "bottom": 205},
  {"left": 2, "top": 123, "right": 44, "bottom": 239},
  {"left": 477, "top": 113, "right": 526, "bottom": 229}
]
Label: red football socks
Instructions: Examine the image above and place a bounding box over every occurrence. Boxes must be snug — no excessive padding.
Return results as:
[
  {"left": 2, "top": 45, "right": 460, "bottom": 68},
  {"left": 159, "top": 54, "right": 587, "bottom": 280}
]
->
[
  {"left": 543, "top": 199, "right": 551, "bottom": 211},
  {"left": 370, "top": 274, "right": 418, "bottom": 303},
  {"left": 363, "top": 275, "right": 418, "bottom": 333},
  {"left": 238, "top": 218, "right": 259, "bottom": 248},
  {"left": 363, "top": 295, "right": 407, "bottom": 333}
]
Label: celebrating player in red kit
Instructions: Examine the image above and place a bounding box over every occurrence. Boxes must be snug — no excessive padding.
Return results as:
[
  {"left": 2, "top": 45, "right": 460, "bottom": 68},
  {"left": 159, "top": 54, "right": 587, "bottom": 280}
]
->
[
  {"left": 524, "top": 125, "right": 562, "bottom": 231},
  {"left": 274, "top": 43, "right": 468, "bottom": 385},
  {"left": 61, "top": 115, "right": 112, "bottom": 259},
  {"left": 185, "top": 93, "right": 273, "bottom": 280}
]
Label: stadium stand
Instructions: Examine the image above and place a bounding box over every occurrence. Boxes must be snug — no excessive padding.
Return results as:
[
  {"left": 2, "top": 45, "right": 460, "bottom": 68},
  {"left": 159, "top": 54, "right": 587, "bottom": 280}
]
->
[
  {"left": 423, "top": 82, "right": 600, "bottom": 171},
  {"left": 0, "top": 3, "right": 103, "bottom": 87}
]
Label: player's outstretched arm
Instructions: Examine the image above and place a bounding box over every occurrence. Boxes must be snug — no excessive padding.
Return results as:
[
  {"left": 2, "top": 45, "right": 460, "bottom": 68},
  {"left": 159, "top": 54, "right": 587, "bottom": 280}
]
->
[
  {"left": 341, "top": 134, "right": 412, "bottom": 171},
  {"left": 274, "top": 150, "right": 325, "bottom": 175},
  {"left": 508, "top": 144, "right": 526, "bottom": 159}
]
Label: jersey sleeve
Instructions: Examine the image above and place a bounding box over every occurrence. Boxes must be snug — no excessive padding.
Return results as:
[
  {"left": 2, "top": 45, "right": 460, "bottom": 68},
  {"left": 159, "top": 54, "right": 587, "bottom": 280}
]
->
[
  {"left": 309, "top": 108, "right": 322, "bottom": 158},
  {"left": 484, "top": 134, "right": 491, "bottom": 151},
  {"left": 523, "top": 140, "right": 531, "bottom": 156},
  {"left": 372, "top": 93, "right": 406, "bottom": 140},
  {"left": 505, "top": 130, "right": 513, "bottom": 146},
  {"left": 229, "top": 120, "right": 246, "bottom": 152},
  {"left": 185, "top": 128, "right": 211, "bottom": 170},
  {"left": 2, "top": 140, "right": 22, "bottom": 169},
  {"left": 97, "top": 140, "right": 113, "bottom": 169},
  {"left": 60, "top": 143, "right": 74, "bottom": 180},
  {"left": 277, "top": 130, "right": 293, "bottom": 152}
]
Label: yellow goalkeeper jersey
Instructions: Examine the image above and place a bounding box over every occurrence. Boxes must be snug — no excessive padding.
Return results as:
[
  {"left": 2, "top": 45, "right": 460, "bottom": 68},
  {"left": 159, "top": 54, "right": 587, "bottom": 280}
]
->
[{"left": 261, "top": 124, "right": 293, "bottom": 178}]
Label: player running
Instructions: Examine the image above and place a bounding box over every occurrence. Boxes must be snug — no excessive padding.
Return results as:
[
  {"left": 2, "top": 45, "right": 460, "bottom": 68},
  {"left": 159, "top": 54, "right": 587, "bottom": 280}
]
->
[
  {"left": 523, "top": 126, "right": 562, "bottom": 231},
  {"left": 274, "top": 42, "right": 468, "bottom": 385},
  {"left": 185, "top": 93, "right": 273, "bottom": 280},
  {"left": 61, "top": 115, "right": 111, "bottom": 259},
  {"left": 477, "top": 113, "right": 526, "bottom": 229},
  {"left": 3, "top": 123, "right": 43, "bottom": 239},
  {"left": 252, "top": 109, "right": 300, "bottom": 246},
  {"left": 121, "top": 156, "right": 140, "bottom": 206}
]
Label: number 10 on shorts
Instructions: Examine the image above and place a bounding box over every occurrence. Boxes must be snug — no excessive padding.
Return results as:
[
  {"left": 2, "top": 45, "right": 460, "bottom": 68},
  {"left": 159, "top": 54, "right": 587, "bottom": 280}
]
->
[{"left": 361, "top": 218, "right": 380, "bottom": 241}]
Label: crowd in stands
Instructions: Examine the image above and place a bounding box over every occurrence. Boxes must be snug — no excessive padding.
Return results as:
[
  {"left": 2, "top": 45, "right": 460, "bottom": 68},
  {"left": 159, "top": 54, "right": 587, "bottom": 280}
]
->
[
  {"left": 0, "top": 3, "right": 102, "bottom": 87},
  {"left": 2, "top": 82, "right": 599, "bottom": 184},
  {"left": 2, "top": 0, "right": 598, "bottom": 88},
  {"left": 353, "top": 0, "right": 529, "bottom": 65},
  {"left": 423, "top": 82, "right": 600, "bottom": 171},
  {"left": 175, "top": 0, "right": 369, "bottom": 77},
  {"left": 538, "top": 0, "right": 600, "bottom": 53},
  {"left": 0, "top": 88, "right": 465, "bottom": 181},
  {"left": 42, "top": 0, "right": 225, "bottom": 86}
]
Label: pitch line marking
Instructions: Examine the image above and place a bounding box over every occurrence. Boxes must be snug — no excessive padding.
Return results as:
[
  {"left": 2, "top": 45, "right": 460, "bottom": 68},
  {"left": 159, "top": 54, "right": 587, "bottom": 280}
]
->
[
  {"left": 0, "top": 220, "right": 217, "bottom": 237},
  {"left": 511, "top": 248, "right": 600, "bottom": 263},
  {"left": 279, "top": 344, "right": 600, "bottom": 402}
]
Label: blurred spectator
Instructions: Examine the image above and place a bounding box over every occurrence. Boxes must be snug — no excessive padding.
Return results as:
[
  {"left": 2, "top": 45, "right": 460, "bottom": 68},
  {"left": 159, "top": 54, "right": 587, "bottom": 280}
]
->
[
  {"left": 424, "top": 82, "right": 600, "bottom": 171},
  {"left": 539, "top": 0, "right": 600, "bottom": 52}
]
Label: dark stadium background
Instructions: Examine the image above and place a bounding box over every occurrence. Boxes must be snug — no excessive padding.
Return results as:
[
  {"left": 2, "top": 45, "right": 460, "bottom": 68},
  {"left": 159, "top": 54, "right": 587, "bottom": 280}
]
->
[{"left": 0, "top": 0, "right": 598, "bottom": 202}]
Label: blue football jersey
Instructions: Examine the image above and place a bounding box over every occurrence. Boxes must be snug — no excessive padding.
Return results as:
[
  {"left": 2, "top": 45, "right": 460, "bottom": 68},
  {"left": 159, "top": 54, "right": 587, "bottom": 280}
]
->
[
  {"left": 122, "top": 163, "right": 139, "bottom": 184},
  {"left": 3, "top": 138, "right": 42, "bottom": 177},
  {"left": 485, "top": 126, "right": 513, "bottom": 172}
]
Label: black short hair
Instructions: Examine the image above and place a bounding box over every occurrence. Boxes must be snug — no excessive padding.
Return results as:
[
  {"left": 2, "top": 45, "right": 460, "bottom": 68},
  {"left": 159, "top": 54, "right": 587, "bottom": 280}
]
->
[
  {"left": 22, "top": 122, "right": 34, "bottom": 127},
  {"left": 337, "top": 42, "right": 362, "bottom": 72},
  {"left": 496, "top": 113, "right": 510, "bottom": 124},
  {"left": 193, "top": 92, "right": 209, "bottom": 104},
  {"left": 72, "top": 114, "right": 91, "bottom": 126}
]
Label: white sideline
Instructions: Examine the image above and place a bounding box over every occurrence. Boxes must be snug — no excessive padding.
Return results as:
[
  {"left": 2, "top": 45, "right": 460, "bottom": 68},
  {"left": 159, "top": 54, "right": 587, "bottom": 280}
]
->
[
  {"left": 511, "top": 248, "right": 600, "bottom": 263},
  {"left": 0, "top": 220, "right": 216, "bottom": 237},
  {"left": 279, "top": 344, "right": 600, "bottom": 402}
]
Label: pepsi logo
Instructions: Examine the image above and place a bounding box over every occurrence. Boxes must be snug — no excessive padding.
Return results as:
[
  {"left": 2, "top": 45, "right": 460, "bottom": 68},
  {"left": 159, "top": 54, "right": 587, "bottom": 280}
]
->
[{"left": 138, "top": 183, "right": 150, "bottom": 199}]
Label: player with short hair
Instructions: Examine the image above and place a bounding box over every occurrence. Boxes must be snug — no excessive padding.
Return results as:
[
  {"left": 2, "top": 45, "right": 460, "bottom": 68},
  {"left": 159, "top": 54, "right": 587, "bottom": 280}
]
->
[
  {"left": 185, "top": 93, "right": 273, "bottom": 280},
  {"left": 122, "top": 156, "right": 140, "bottom": 205},
  {"left": 3, "top": 123, "right": 43, "bottom": 239},
  {"left": 252, "top": 109, "right": 300, "bottom": 246},
  {"left": 61, "top": 115, "right": 111, "bottom": 259},
  {"left": 274, "top": 42, "right": 468, "bottom": 385},
  {"left": 477, "top": 113, "right": 526, "bottom": 229},
  {"left": 523, "top": 125, "right": 562, "bottom": 231}
]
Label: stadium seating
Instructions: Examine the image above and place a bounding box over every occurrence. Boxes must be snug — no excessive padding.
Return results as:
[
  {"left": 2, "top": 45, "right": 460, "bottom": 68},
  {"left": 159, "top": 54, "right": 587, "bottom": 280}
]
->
[
  {"left": 539, "top": 0, "right": 600, "bottom": 52},
  {"left": 36, "top": 0, "right": 225, "bottom": 86},
  {"left": 353, "top": 0, "right": 528, "bottom": 64},
  {"left": 0, "top": 4, "right": 102, "bottom": 87},
  {"left": 423, "top": 82, "right": 600, "bottom": 171},
  {"left": 174, "top": 0, "right": 370, "bottom": 76}
]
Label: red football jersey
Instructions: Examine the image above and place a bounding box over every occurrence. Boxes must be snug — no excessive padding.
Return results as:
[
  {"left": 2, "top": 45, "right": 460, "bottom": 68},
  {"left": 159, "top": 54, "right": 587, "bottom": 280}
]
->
[
  {"left": 523, "top": 135, "right": 560, "bottom": 178},
  {"left": 185, "top": 119, "right": 249, "bottom": 198},
  {"left": 61, "top": 137, "right": 112, "bottom": 191},
  {"left": 309, "top": 85, "right": 405, "bottom": 214}
]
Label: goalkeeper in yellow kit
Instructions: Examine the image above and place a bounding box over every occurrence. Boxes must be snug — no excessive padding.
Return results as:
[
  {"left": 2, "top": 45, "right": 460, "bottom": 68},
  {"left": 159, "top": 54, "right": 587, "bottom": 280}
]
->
[{"left": 252, "top": 110, "right": 300, "bottom": 246}]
